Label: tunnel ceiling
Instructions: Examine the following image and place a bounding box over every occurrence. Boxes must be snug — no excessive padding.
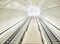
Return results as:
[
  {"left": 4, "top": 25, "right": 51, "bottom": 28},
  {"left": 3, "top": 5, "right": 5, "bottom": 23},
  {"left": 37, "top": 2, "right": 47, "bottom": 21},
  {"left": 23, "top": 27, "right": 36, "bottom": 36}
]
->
[{"left": 0, "top": 0, "right": 60, "bottom": 12}]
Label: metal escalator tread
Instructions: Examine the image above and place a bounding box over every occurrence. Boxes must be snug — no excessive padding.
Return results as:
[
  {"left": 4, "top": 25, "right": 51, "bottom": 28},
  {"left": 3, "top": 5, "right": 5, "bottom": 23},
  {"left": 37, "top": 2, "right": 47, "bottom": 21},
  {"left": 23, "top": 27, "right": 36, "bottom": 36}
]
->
[
  {"left": 53, "top": 42, "right": 60, "bottom": 44},
  {"left": 3, "top": 18, "right": 29, "bottom": 44},
  {"left": 44, "top": 27, "right": 58, "bottom": 42},
  {"left": 38, "top": 17, "right": 60, "bottom": 44},
  {"left": 44, "top": 26, "right": 58, "bottom": 42}
]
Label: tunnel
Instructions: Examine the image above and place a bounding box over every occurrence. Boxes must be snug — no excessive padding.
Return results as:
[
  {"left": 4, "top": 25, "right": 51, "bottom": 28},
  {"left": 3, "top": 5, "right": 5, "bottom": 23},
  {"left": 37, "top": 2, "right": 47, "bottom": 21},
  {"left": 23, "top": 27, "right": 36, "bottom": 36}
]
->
[{"left": 0, "top": 0, "right": 60, "bottom": 44}]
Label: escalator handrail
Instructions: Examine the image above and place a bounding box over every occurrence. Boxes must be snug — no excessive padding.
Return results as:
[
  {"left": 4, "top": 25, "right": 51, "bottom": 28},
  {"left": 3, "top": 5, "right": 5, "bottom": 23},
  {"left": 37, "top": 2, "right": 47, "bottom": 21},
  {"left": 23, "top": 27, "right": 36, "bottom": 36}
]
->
[
  {"left": 39, "top": 16, "right": 60, "bottom": 31},
  {"left": 0, "top": 17, "right": 27, "bottom": 35}
]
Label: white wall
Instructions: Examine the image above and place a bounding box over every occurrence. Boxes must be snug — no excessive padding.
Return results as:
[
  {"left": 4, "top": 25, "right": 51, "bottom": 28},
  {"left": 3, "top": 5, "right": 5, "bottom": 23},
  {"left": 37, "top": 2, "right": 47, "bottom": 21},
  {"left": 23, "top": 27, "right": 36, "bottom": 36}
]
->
[
  {"left": 0, "top": 8, "right": 27, "bottom": 33},
  {"left": 40, "top": 6, "right": 60, "bottom": 28}
]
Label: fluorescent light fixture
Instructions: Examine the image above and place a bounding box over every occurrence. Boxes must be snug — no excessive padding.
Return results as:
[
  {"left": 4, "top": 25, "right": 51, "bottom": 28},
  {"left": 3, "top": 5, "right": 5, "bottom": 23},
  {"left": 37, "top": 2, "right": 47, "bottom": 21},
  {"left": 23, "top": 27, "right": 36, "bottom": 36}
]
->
[{"left": 27, "top": 6, "right": 40, "bottom": 16}]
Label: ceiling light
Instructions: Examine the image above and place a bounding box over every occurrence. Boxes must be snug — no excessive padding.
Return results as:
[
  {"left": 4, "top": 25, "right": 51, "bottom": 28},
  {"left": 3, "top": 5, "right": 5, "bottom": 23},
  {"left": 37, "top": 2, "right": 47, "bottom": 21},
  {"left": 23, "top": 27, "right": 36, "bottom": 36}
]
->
[{"left": 27, "top": 6, "right": 40, "bottom": 16}]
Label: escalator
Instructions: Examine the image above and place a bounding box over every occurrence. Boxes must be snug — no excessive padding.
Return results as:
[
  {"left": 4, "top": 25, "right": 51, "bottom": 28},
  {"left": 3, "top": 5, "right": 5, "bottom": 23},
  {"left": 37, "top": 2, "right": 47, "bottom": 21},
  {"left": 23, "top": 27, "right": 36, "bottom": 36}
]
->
[
  {"left": 0, "top": 17, "right": 32, "bottom": 44},
  {"left": 37, "top": 17, "right": 60, "bottom": 44}
]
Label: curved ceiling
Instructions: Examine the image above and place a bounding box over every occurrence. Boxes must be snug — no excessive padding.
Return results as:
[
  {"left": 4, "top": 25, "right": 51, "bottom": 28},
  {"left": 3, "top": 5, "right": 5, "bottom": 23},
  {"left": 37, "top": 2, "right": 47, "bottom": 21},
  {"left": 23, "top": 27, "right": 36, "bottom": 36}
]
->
[{"left": 0, "top": 0, "right": 60, "bottom": 13}]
